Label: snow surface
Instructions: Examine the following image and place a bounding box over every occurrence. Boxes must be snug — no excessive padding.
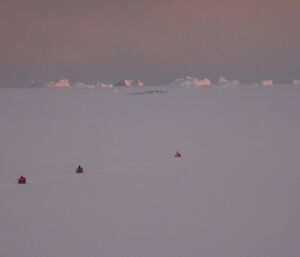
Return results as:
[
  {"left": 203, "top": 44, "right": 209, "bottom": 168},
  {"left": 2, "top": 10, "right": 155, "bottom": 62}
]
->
[{"left": 0, "top": 86, "right": 299, "bottom": 257}]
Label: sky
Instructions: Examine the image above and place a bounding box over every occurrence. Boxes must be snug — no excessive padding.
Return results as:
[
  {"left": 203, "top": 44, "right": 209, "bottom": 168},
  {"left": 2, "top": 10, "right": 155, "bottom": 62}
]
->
[{"left": 0, "top": 0, "right": 300, "bottom": 87}]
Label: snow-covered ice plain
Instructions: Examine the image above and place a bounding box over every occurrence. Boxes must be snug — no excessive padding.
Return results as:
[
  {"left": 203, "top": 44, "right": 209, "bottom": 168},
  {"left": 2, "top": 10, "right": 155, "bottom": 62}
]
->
[{"left": 0, "top": 85, "right": 299, "bottom": 257}]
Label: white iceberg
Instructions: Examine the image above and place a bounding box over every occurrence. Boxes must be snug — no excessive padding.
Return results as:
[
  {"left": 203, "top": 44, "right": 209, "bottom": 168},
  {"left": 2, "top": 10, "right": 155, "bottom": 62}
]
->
[
  {"left": 47, "top": 79, "right": 70, "bottom": 88},
  {"left": 96, "top": 82, "right": 114, "bottom": 88},
  {"left": 73, "top": 82, "right": 95, "bottom": 89},
  {"left": 214, "top": 76, "right": 240, "bottom": 88},
  {"left": 114, "top": 79, "right": 144, "bottom": 87},
  {"left": 167, "top": 76, "right": 211, "bottom": 87},
  {"left": 261, "top": 80, "right": 273, "bottom": 86}
]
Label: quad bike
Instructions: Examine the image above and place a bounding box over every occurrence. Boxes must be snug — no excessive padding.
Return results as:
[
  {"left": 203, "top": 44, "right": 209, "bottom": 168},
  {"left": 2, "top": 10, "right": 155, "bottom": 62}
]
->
[
  {"left": 18, "top": 176, "right": 26, "bottom": 184},
  {"left": 76, "top": 166, "right": 83, "bottom": 174},
  {"left": 175, "top": 151, "right": 181, "bottom": 158}
]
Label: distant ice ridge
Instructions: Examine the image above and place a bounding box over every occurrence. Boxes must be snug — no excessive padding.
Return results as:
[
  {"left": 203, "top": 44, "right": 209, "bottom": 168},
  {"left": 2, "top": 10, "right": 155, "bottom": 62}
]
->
[
  {"left": 293, "top": 80, "right": 300, "bottom": 86},
  {"left": 114, "top": 79, "right": 144, "bottom": 87},
  {"left": 213, "top": 76, "right": 240, "bottom": 88},
  {"left": 73, "top": 82, "right": 95, "bottom": 89},
  {"left": 44, "top": 78, "right": 145, "bottom": 89},
  {"left": 96, "top": 82, "right": 114, "bottom": 88},
  {"left": 72, "top": 81, "right": 116, "bottom": 89},
  {"left": 47, "top": 79, "right": 70, "bottom": 88},
  {"left": 167, "top": 76, "right": 241, "bottom": 88},
  {"left": 27, "top": 76, "right": 299, "bottom": 90},
  {"left": 167, "top": 76, "right": 211, "bottom": 87},
  {"left": 261, "top": 80, "right": 273, "bottom": 86},
  {"left": 95, "top": 79, "right": 144, "bottom": 88}
]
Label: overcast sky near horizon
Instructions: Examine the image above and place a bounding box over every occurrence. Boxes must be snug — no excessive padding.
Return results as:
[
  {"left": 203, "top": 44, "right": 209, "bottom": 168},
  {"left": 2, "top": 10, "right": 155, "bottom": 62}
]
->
[{"left": 0, "top": 0, "right": 300, "bottom": 86}]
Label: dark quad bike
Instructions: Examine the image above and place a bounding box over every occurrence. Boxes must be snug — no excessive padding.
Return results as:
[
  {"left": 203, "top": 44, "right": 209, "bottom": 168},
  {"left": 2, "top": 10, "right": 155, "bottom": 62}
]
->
[
  {"left": 76, "top": 165, "right": 83, "bottom": 174},
  {"left": 18, "top": 176, "right": 26, "bottom": 184}
]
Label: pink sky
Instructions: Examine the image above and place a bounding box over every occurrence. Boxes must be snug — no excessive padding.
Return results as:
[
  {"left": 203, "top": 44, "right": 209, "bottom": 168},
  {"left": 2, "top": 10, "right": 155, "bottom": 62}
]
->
[{"left": 0, "top": 0, "right": 300, "bottom": 86}]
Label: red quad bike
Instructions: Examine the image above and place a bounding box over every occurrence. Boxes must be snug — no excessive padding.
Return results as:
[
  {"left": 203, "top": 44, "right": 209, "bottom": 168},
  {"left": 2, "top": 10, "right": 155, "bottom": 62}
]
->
[
  {"left": 18, "top": 176, "right": 26, "bottom": 184},
  {"left": 175, "top": 151, "right": 181, "bottom": 158}
]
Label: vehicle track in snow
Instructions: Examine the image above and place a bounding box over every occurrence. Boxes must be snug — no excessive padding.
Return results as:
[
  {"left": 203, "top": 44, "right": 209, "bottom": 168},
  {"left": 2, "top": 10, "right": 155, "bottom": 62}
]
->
[{"left": 0, "top": 155, "right": 183, "bottom": 190}]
